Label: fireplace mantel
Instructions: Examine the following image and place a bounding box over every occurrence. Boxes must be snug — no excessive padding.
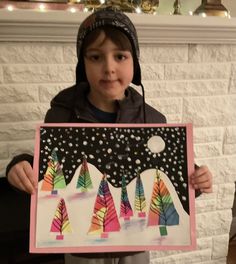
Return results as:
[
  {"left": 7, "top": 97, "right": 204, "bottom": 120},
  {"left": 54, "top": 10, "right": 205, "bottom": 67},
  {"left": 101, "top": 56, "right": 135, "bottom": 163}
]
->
[{"left": 1, "top": 9, "right": 236, "bottom": 44}]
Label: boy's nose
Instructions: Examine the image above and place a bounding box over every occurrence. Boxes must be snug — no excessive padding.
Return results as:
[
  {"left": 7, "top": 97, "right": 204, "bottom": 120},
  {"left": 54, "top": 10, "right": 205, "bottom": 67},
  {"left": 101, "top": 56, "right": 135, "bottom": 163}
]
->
[{"left": 104, "top": 56, "right": 115, "bottom": 74}]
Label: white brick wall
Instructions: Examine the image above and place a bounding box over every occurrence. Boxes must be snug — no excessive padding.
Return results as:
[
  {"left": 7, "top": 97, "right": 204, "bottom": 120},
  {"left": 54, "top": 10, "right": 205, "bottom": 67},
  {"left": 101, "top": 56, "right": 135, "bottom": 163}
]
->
[{"left": 0, "top": 42, "right": 235, "bottom": 263}]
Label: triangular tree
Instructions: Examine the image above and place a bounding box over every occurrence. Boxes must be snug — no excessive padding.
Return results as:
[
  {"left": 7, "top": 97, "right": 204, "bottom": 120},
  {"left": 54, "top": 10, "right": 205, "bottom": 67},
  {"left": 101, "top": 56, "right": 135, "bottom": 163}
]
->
[
  {"left": 76, "top": 155, "right": 93, "bottom": 192},
  {"left": 134, "top": 171, "right": 146, "bottom": 217},
  {"left": 147, "top": 169, "right": 179, "bottom": 236},
  {"left": 87, "top": 207, "right": 107, "bottom": 236},
  {"left": 120, "top": 173, "right": 133, "bottom": 220},
  {"left": 50, "top": 198, "right": 72, "bottom": 240},
  {"left": 88, "top": 173, "right": 120, "bottom": 238},
  {"left": 41, "top": 148, "right": 66, "bottom": 194}
]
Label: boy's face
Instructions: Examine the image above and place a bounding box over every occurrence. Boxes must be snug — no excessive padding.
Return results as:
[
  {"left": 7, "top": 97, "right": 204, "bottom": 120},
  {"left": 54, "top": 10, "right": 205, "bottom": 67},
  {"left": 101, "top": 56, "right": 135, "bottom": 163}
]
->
[{"left": 84, "top": 31, "right": 134, "bottom": 109}]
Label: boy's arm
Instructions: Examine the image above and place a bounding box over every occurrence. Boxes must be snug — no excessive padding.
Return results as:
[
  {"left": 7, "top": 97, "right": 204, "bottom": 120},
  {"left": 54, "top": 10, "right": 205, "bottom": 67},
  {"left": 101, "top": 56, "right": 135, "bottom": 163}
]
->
[{"left": 5, "top": 107, "right": 56, "bottom": 194}]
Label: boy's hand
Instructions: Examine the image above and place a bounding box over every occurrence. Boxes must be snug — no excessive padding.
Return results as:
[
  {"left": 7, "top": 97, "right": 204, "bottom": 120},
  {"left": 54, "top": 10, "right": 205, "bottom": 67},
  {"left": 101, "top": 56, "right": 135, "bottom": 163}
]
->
[
  {"left": 191, "top": 165, "right": 213, "bottom": 193},
  {"left": 7, "top": 161, "right": 36, "bottom": 194}
]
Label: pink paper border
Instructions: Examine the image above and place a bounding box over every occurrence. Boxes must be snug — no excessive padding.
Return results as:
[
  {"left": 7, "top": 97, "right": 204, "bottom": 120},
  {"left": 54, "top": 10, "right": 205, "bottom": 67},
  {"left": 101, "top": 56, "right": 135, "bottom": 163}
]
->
[{"left": 30, "top": 123, "right": 196, "bottom": 253}]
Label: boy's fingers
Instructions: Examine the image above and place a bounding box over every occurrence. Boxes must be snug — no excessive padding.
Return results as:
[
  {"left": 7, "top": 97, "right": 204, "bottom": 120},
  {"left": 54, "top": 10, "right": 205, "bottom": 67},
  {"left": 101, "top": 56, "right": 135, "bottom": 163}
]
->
[
  {"left": 23, "top": 162, "right": 37, "bottom": 189},
  {"left": 17, "top": 180, "right": 30, "bottom": 194},
  {"left": 191, "top": 165, "right": 213, "bottom": 193},
  {"left": 191, "top": 176, "right": 209, "bottom": 185},
  {"left": 193, "top": 180, "right": 211, "bottom": 189},
  {"left": 9, "top": 170, "right": 30, "bottom": 193},
  {"left": 192, "top": 165, "right": 209, "bottom": 178},
  {"left": 192, "top": 177, "right": 212, "bottom": 189},
  {"left": 18, "top": 165, "right": 35, "bottom": 194},
  {"left": 8, "top": 161, "right": 35, "bottom": 194},
  {"left": 200, "top": 187, "right": 213, "bottom": 193},
  {"left": 191, "top": 167, "right": 212, "bottom": 184},
  {"left": 193, "top": 183, "right": 213, "bottom": 193}
]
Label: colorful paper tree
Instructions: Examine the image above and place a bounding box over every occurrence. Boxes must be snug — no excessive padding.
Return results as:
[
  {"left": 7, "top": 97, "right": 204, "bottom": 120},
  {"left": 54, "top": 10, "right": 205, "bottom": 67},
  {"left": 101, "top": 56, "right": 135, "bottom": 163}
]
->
[
  {"left": 76, "top": 156, "right": 93, "bottom": 192},
  {"left": 50, "top": 198, "right": 72, "bottom": 240},
  {"left": 88, "top": 173, "right": 120, "bottom": 238},
  {"left": 41, "top": 148, "right": 66, "bottom": 194},
  {"left": 120, "top": 174, "right": 133, "bottom": 220},
  {"left": 134, "top": 172, "right": 146, "bottom": 217},
  {"left": 147, "top": 169, "right": 179, "bottom": 236}
]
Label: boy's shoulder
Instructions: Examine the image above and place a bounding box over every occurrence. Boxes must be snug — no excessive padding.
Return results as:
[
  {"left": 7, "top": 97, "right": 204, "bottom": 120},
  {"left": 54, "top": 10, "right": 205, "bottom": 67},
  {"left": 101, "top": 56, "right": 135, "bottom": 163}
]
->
[
  {"left": 44, "top": 83, "right": 88, "bottom": 123},
  {"left": 51, "top": 85, "right": 77, "bottom": 108},
  {"left": 145, "top": 103, "right": 167, "bottom": 124},
  {"left": 50, "top": 83, "right": 88, "bottom": 108},
  {"left": 127, "top": 87, "right": 167, "bottom": 124}
]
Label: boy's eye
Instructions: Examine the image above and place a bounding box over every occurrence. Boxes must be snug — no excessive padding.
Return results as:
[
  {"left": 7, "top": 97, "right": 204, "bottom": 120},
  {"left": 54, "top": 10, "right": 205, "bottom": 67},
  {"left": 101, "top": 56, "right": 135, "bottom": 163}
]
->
[
  {"left": 116, "top": 54, "right": 127, "bottom": 61},
  {"left": 86, "top": 54, "right": 101, "bottom": 61}
]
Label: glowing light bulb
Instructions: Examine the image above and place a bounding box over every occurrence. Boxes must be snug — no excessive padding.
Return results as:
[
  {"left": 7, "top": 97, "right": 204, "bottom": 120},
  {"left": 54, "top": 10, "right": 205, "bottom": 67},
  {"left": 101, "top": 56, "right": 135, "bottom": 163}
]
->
[
  {"left": 201, "top": 12, "right": 206, "bottom": 18},
  {"left": 135, "top": 7, "right": 142, "bottom": 14},
  {"left": 223, "top": 11, "right": 230, "bottom": 18},
  {"left": 39, "top": 4, "right": 46, "bottom": 12},
  {"left": 189, "top": 11, "right": 193, "bottom": 16},
  {"left": 69, "top": 7, "right": 77, "bottom": 13},
  {"left": 7, "top": 5, "right": 14, "bottom": 11},
  {"left": 83, "top": 7, "right": 89, "bottom": 12},
  {"left": 99, "top": 0, "right": 105, "bottom": 4}
]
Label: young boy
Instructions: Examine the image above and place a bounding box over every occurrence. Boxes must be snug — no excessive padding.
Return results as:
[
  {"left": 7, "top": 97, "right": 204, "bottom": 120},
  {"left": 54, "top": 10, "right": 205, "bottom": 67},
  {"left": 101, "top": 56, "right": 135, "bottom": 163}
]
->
[{"left": 6, "top": 7, "right": 212, "bottom": 264}]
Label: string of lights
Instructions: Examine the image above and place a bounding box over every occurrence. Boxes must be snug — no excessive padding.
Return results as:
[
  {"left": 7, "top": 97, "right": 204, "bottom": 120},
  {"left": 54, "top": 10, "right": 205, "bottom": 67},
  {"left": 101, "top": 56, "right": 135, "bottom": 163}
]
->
[{"left": 0, "top": 0, "right": 231, "bottom": 17}]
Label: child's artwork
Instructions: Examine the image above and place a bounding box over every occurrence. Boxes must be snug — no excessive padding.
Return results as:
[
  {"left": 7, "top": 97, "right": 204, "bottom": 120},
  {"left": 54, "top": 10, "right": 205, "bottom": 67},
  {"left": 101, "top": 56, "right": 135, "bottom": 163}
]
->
[{"left": 30, "top": 123, "right": 196, "bottom": 253}]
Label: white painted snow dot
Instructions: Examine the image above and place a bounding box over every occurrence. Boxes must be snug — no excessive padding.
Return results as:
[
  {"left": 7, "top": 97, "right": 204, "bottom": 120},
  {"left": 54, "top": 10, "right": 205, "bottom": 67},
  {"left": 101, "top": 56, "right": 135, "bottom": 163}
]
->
[{"left": 107, "top": 148, "right": 112, "bottom": 154}]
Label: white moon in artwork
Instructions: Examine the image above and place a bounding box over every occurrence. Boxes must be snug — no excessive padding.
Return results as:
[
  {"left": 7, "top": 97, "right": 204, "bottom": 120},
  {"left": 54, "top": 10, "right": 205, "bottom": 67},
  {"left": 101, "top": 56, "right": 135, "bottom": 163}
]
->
[{"left": 147, "top": 136, "right": 165, "bottom": 153}]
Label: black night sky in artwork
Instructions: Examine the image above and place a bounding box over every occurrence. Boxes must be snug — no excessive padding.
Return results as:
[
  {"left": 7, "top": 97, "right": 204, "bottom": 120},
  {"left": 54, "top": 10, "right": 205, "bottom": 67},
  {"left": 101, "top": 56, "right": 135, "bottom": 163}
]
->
[{"left": 38, "top": 125, "right": 191, "bottom": 214}]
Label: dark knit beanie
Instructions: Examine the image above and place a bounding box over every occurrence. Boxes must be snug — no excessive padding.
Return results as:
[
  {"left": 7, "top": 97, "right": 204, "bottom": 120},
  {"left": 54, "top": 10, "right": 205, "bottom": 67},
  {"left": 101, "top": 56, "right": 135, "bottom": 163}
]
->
[{"left": 76, "top": 7, "right": 141, "bottom": 86}]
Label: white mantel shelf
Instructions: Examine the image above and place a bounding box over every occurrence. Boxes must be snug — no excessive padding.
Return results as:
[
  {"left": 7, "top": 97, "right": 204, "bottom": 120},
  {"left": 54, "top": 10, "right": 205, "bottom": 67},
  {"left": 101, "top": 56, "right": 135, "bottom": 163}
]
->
[{"left": 1, "top": 9, "right": 236, "bottom": 44}]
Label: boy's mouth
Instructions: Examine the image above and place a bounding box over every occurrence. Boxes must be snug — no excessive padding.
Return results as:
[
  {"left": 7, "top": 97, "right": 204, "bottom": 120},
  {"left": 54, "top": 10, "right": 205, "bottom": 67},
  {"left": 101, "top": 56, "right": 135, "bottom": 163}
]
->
[
  {"left": 102, "top": 79, "right": 117, "bottom": 82},
  {"left": 101, "top": 79, "right": 118, "bottom": 84}
]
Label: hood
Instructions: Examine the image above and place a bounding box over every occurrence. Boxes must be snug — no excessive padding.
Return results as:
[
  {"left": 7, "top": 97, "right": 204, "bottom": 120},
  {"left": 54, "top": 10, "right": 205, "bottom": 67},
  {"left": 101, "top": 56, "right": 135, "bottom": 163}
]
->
[{"left": 75, "top": 6, "right": 141, "bottom": 86}]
